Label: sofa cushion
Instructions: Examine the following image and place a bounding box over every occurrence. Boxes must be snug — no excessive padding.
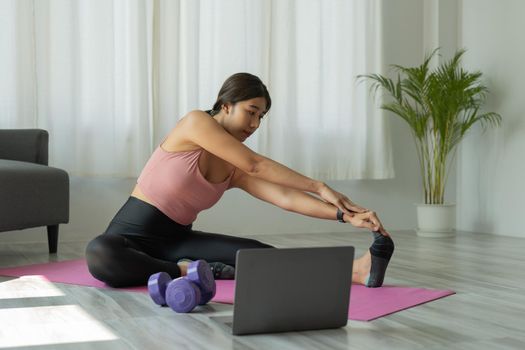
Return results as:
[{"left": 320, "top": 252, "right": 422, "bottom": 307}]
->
[{"left": 0, "top": 159, "right": 69, "bottom": 231}]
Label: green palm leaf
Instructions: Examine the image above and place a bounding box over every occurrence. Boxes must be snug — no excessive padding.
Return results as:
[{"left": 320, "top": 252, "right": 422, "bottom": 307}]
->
[{"left": 358, "top": 48, "right": 501, "bottom": 204}]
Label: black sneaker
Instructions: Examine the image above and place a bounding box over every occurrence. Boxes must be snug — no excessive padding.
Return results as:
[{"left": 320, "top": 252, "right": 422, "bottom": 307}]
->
[
  {"left": 178, "top": 259, "right": 235, "bottom": 280},
  {"left": 208, "top": 262, "right": 235, "bottom": 280}
]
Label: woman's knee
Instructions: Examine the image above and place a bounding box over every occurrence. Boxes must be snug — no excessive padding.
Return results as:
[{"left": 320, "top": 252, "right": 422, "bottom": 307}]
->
[
  {"left": 85, "top": 234, "right": 126, "bottom": 286},
  {"left": 86, "top": 234, "right": 123, "bottom": 259}
]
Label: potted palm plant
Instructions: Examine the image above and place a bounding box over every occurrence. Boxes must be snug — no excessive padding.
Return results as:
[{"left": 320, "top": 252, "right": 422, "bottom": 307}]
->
[{"left": 359, "top": 48, "right": 501, "bottom": 237}]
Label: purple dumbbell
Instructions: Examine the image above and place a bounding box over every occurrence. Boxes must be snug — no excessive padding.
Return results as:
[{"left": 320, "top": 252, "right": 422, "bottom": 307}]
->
[
  {"left": 165, "top": 260, "right": 216, "bottom": 312},
  {"left": 148, "top": 271, "right": 172, "bottom": 306},
  {"left": 165, "top": 277, "right": 202, "bottom": 313},
  {"left": 186, "top": 260, "right": 216, "bottom": 305},
  {"left": 147, "top": 260, "right": 217, "bottom": 313}
]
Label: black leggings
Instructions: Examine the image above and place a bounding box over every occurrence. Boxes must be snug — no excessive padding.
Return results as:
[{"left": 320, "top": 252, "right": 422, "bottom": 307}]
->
[{"left": 85, "top": 197, "right": 274, "bottom": 287}]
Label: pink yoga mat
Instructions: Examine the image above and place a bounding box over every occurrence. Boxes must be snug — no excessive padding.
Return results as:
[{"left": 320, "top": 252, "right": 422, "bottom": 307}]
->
[{"left": 0, "top": 259, "right": 454, "bottom": 321}]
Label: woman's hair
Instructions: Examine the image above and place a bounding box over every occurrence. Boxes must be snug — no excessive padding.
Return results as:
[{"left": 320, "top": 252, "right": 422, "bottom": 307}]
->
[{"left": 207, "top": 73, "right": 271, "bottom": 116}]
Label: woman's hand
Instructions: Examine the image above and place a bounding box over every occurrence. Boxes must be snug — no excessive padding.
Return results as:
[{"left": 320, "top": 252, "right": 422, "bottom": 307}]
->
[
  {"left": 318, "top": 184, "right": 368, "bottom": 214},
  {"left": 317, "top": 184, "right": 390, "bottom": 237},
  {"left": 344, "top": 210, "right": 391, "bottom": 237}
]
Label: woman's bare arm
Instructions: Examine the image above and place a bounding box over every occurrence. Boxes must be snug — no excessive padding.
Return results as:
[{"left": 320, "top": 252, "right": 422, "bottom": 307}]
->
[
  {"left": 283, "top": 188, "right": 349, "bottom": 221},
  {"left": 283, "top": 189, "right": 383, "bottom": 232},
  {"left": 185, "top": 110, "right": 326, "bottom": 195},
  {"left": 252, "top": 155, "right": 325, "bottom": 194},
  {"left": 233, "top": 167, "right": 387, "bottom": 234},
  {"left": 185, "top": 110, "right": 370, "bottom": 216}
]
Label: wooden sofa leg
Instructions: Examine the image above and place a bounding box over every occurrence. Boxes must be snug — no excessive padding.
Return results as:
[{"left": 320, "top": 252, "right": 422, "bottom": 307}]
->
[{"left": 47, "top": 225, "right": 59, "bottom": 254}]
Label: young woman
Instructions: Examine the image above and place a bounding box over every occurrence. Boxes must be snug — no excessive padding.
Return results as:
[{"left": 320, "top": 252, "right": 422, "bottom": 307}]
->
[{"left": 86, "top": 73, "right": 394, "bottom": 288}]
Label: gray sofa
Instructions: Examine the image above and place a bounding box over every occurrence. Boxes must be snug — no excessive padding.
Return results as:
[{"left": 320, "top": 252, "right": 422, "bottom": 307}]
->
[{"left": 0, "top": 129, "right": 69, "bottom": 253}]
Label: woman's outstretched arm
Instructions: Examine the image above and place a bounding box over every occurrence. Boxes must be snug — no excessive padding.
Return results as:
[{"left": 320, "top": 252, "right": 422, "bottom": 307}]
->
[
  {"left": 233, "top": 169, "right": 389, "bottom": 236},
  {"left": 186, "top": 110, "right": 368, "bottom": 214},
  {"left": 282, "top": 188, "right": 388, "bottom": 235},
  {"left": 186, "top": 110, "right": 324, "bottom": 194},
  {"left": 253, "top": 155, "right": 324, "bottom": 193}
]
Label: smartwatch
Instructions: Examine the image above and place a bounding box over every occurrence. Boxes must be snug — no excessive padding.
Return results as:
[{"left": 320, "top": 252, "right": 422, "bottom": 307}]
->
[{"left": 336, "top": 208, "right": 346, "bottom": 223}]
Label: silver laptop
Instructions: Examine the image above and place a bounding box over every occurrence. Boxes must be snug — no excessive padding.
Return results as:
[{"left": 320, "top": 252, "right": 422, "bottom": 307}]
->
[{"left": 210, "top": 246, "right": 354, "bottom": 336}]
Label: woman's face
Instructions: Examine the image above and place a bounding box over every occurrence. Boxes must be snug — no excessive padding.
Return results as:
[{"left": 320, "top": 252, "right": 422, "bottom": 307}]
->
[{"left": 221, "top": 97, "right": 268, "bottom": 142}]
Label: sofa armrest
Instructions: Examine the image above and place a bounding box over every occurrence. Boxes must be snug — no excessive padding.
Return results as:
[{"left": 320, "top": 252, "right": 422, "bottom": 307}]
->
[{"left": 0, "top": 129, "right": 49, "bottom": 165}]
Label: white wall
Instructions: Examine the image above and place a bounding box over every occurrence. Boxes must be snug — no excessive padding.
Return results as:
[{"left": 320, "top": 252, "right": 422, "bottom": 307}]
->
[
  {"left": 1, "top": 0, "right": 433, "bottom": 244},
  {"left": 456, "top": 0, "right": 525, "bottom": 237}
]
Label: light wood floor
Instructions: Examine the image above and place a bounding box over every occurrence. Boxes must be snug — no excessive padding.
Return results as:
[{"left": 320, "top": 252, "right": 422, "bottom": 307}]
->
[{"left": 1, "top": 230, "right": 524, "bottom": 350}]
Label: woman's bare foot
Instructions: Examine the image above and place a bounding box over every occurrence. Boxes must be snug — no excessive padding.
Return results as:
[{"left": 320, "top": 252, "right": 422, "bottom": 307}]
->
[
  {"left": 177, "top": 261, "right": 190, "bottom": 276},
  {"left": 353, "top": 251, "right": 372, "bottom": 285}
]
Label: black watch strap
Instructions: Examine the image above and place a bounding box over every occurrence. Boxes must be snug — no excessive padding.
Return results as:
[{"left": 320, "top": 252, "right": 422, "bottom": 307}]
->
[{"left": 336, "top": 208, "right": 345, "bottom": 223}]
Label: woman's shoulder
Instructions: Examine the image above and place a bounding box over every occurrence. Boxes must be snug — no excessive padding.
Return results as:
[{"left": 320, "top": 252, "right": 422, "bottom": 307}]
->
[
  {"left": 184, "top": 109, "right": 213, "bottom": 122},
  {"left": 174, "top": 110, "right": 215, "bottom": 133},
  {"left": 177, "top": 109, "right": 216, "bottom": 133},
  {"left": 161, "top": 110, "right": 211, "bottom": 152}
]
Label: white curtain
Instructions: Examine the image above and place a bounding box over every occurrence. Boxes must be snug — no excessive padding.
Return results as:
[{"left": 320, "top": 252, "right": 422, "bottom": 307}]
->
[{"left": 0, "top": 0, "right": 394, "bottom": 180}]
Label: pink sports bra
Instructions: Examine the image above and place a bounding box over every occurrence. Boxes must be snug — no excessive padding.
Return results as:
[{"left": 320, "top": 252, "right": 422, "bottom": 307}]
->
[{"left": 137, "top": 145, "right": 235, "bottom": 225}]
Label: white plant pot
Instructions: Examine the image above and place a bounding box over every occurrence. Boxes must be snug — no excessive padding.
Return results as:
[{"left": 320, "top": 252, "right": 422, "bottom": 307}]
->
[{"left": 416, "top": 203, "right": 456, "bottom": 238}]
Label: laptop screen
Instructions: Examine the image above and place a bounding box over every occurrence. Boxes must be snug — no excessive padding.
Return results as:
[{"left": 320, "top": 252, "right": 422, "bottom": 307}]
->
[{"left": 231, "top": 246, "right": 354, "bottom": 335}]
